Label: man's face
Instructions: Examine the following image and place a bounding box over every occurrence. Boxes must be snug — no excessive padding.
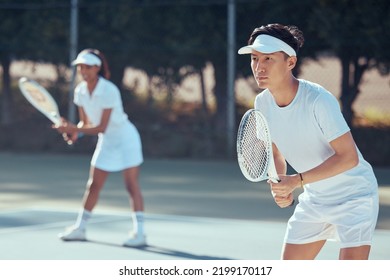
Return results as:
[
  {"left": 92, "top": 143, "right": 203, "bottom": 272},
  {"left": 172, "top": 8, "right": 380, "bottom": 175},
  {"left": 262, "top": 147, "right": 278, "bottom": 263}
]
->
[{"left": 250, "top": 50, "right": 293, "bottom": 90}]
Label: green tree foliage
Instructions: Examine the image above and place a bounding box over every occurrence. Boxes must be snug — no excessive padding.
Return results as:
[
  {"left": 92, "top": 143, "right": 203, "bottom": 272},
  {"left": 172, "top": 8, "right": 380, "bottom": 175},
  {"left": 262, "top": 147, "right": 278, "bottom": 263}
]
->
[
  {"left": 1, "top": 0, "right": 389, "bottom": 132},
  {"left": 307, "top": 0, "right": 390, "bottom": 125},
  {"left": 0, "top": 0, "right": 28, "bottom": 125},
  {"left": 0, "top": 0, "right": 69, "bottom": 125}
]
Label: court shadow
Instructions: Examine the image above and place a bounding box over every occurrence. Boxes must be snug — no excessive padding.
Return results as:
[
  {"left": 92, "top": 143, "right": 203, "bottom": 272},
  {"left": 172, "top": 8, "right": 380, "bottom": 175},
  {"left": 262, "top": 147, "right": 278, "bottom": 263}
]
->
[{"left": 86, "top": 239, "right": 233, "bottom": 260}]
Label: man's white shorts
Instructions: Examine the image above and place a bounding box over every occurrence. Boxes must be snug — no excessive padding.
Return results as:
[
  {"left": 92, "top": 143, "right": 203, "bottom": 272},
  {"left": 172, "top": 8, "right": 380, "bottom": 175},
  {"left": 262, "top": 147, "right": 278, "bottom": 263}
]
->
[{"left": 284, "top": 194, "right": 379, "bottom": 248}]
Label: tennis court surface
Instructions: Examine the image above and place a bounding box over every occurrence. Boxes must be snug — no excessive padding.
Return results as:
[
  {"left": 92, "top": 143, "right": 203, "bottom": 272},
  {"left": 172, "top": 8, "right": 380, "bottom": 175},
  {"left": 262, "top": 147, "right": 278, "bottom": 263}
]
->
[{"left": 1, "top": 152, "right": 389, "bottom": 260}]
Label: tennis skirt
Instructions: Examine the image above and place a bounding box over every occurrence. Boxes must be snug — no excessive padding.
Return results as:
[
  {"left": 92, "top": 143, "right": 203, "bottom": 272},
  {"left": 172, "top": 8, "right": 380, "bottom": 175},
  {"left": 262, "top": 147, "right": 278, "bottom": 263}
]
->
[
  {"left": 91, "top": 121, "right": 143, "bottom": 172},
  {"left": 284, "top": 193, "right": 379, "bottom": 248}
]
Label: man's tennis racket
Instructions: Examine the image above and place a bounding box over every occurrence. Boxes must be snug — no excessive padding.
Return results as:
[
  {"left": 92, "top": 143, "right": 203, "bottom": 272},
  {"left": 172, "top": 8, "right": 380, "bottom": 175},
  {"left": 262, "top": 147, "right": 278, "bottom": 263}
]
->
[
  {"left": 237, "top": 109, "right": 279, "bottom": 183},
  {"left": 18, "top": 77, "right": 72, "bottom": 145},
  {"left": 237, "top": 109, "right": 295, "bottom": 206}
]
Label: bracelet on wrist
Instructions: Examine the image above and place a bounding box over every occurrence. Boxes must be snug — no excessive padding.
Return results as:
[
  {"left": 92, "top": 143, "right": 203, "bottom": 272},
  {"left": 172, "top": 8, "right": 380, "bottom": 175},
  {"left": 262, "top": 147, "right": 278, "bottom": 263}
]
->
[{"left": 298, "top": 173, "right": 304, "bottom": 188}]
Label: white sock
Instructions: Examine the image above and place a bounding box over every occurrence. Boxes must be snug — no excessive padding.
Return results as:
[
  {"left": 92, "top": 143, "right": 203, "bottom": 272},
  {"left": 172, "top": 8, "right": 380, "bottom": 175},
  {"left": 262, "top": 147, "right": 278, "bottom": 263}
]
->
[
  {"left": 132, "top": 212, "right": 145, "bottom": 236},
  {"left": 74, "top": 209, "right": 92, "bottom": 230}
]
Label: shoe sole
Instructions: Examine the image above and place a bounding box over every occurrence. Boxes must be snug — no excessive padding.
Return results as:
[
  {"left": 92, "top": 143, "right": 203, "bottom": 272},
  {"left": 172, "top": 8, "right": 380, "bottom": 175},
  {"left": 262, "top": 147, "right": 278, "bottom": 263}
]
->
[
  {"left": 123, "top": 242, "right": 147, "bottom": 248},
  {"left": 60, "top": 237, "right": 87, "bottom": 241},
  {"left": 59, "top": 234, "right": 87, "bottom": 242}
]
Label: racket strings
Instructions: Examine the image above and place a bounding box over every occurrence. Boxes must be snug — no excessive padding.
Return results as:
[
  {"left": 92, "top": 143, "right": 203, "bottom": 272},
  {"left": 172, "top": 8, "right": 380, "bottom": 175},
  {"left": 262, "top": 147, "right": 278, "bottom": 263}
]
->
[
  {"left": 23, "top": 82, "right": 59, "bottom": 113},
  {"left": 237, "top": 112, "right": 271, "bottom": 180}
]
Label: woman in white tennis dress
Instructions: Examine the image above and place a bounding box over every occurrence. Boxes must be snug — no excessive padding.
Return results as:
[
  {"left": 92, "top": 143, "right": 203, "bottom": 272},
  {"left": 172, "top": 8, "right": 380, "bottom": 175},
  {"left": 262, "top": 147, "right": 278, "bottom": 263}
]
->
[
  {"left": 54, "top": 49, "right": 146, "bottom": 247},
  {"left": 238, "top": 24, "right": 379, "bottom": 259}
]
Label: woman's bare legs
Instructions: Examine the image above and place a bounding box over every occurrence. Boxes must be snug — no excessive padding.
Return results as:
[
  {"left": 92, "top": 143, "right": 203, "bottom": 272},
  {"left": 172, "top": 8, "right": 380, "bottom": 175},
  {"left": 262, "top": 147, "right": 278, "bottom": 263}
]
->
[
  {"left": 123, "top": 166, "right": 146, "bottom": 247},
  {"left": 59, "top": 166, "right": 109, "bottom": 240},
  {"left": 123, "top": 166, "right": 144, "bottom": 211},
  {"left": 82, "top": 166, "right": 109, "bottom": 211}
]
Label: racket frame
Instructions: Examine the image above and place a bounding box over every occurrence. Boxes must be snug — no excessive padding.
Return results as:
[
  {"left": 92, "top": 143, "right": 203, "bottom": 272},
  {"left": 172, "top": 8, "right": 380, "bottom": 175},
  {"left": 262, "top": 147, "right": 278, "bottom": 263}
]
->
[
  {"left": 18, "top": 77, "right": 62, "bottom": 125},
  {"left": 18, "top": 77, "right": 73, "bottom": 145},
  {"left": 237, "top": 109, "right": 279, "bottom": 183}
]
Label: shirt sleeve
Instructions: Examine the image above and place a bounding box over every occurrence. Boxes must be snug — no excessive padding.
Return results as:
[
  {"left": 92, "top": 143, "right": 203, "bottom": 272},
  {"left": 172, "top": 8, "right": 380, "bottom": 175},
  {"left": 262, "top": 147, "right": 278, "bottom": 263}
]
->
[{"left": 313, "top": 92, "right": 350, "bottom": 142}]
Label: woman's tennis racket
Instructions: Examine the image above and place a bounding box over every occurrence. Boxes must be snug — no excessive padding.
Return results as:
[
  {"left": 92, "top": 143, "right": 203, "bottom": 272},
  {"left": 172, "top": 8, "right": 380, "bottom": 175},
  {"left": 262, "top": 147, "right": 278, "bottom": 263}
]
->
[
  {"left": 18, "top": 77, "right": 72, "bottom": 145},
  {"left": 237, "top": 109, "right": 279, "bottom": 183}
]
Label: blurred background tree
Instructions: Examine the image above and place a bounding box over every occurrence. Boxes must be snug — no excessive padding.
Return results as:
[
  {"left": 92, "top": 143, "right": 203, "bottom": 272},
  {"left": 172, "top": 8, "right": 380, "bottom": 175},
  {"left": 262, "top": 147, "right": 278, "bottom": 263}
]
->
[{"left": 0, "top": 0, "right": 389, "bottom": 163}]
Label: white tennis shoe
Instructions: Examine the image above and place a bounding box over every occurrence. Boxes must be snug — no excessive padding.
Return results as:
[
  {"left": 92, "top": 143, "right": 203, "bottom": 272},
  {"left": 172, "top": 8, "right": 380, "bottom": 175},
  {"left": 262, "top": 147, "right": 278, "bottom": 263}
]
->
[
  {"left": 58, "top": 226, "right": 86, "bottom": 241},
  {"left": 123, "top": 233, "right": 146, "bottom": 247}
]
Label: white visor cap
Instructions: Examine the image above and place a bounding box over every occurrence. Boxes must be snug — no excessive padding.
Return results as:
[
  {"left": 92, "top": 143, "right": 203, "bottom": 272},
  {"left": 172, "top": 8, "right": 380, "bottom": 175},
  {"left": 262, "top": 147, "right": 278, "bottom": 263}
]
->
[
  {"left": 72, "top": 52, "right": 102, "bottom": 66},
  {"left": 238, "top": 34, "right": 296, "bottom": 57}
]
